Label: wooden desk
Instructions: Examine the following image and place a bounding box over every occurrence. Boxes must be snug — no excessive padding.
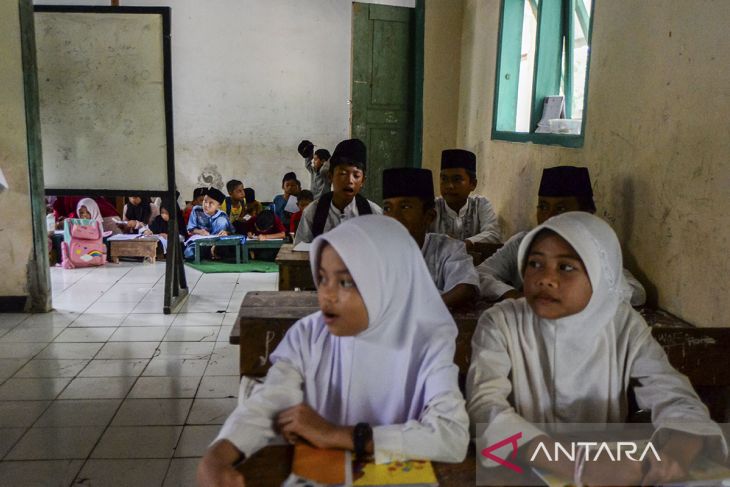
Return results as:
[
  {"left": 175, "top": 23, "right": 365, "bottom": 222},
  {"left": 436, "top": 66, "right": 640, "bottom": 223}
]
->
[
  {"left": 275, "top": 244, "right": 315, "bottom": 291},
  {"left": 231, "top": 293, "right": 730, "bottom": 420},
  {"left": 110, "top": 237, "right": 158, "bottom": 264},
  {"left": 230, "top": 291, "right": 490, "bottom": 378},
  {"left": 242, "top": 239, "right": 284, "bottom": 263},
  {"left": 237, "top": 444, "right": 533, "bottom": 486},
  {"left": 193, "top": 236, "right": 243, "bottom": 264}
]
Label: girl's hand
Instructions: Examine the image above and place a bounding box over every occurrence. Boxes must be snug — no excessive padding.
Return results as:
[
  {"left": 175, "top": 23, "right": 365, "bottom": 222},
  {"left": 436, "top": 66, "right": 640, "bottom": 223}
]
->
[
  {"left": 259, "top": 234, "right": 267, "bottom": 241},
  {"left": 582, "top": 455, "right": 643, "bottom": 486},
  {"left": 143, "top": 229, "right": 152, "bottom": 236},
  {"left": 218, "top": 231, "right": 229, "bottom": 236},
  {"left": 127, "top": 220, "right": 139, "bottom": 230},
  {"left": 642, "top": 452, "right": 688, "bottom": 486},
  {"left": 276, "top": 403, "right": 338, "bottom": 449},
  {"left": 196, "top": 229, "right": 210, "bottom": 236},
  {"left": 197, "top": 441, "right": 245, "bottom": 487}
]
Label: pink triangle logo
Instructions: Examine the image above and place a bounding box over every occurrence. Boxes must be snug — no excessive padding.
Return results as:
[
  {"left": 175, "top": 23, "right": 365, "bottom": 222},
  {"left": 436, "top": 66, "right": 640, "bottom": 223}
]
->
[{"left": 480, "top": 432, "right": 524, "bottom": 474}]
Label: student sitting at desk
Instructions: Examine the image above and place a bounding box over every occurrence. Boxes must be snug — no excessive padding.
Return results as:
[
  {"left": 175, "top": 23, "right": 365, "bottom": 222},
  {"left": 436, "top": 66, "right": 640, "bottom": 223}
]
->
[
  {"left": 382, "top": 167, "right": 479, "bottom": 309},
  {"left": 273, "top": 172, "right": 300, "bottom": 230},
  {"left": 184, "top": 187, "right": 233, "bottom": 260},
  {"left": 54, "top": 195, "right": 120, "bottom": 234},
  {"left": 183, "top": 187, "right": 206, "bottom": 226},
  {"left": 198, "top": 216, "right": 468, "bottom": 486},
  {"left": 289, "top": 189, "right": 313, "bottom": 235},
  {"left": 294, "top": 138, "right": 381, "bottom": 244},
  {"left": 122, "top": 195, "right": 159, "bottom": 234},
  {"left": 476, "top": 166, "right": 646, "bottom": 305},
  {"left": 76, "top": 198, "right": 119, "bottom": 236},
  {"left": 467, "top": 212, "right": 725, "bottom": 486},
  {"left": 246, "top": 209, "right": 285, "bottom": 241},
  {"left": 431, "top": 149, "right": 501, "bottom": 249},
  {"left": 222, "top": 179, "right": 247, "bottom": 228}
]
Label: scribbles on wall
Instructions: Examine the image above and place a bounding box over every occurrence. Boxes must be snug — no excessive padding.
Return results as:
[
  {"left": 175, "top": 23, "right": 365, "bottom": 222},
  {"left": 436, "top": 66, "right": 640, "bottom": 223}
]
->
[
  {"left": 35, "top": 11, "right": 168, "bottom": 192},
  {"left": 196, "top": 165, "right": 224, "bottom": 190}
]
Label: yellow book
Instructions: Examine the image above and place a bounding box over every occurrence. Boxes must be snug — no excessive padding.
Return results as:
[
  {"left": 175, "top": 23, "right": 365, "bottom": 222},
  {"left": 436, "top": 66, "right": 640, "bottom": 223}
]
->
[{"left": 353, "top": 459, "right": 438, "bottom": 486}]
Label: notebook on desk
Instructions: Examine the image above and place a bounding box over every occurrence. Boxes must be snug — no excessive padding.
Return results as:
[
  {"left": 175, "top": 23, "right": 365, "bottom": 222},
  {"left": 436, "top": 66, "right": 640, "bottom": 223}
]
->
[{"left": 286, "top": 443, "right": 438, "bottom": 486}]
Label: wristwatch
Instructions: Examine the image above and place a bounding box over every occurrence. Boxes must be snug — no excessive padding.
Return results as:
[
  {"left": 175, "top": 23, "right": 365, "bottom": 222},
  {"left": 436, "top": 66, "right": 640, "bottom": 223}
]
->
[{"left": 353, "top": 422, "right": 372, "bottom": 460}]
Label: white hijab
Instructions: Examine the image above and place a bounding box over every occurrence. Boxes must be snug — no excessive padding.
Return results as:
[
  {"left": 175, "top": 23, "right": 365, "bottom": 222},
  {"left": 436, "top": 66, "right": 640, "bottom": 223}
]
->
[
  {"left": 270, "top": 215, "right": 461, "bottom": 426},
  {"left": 76, "top": 198, "right": 103, "bottom": 223}
]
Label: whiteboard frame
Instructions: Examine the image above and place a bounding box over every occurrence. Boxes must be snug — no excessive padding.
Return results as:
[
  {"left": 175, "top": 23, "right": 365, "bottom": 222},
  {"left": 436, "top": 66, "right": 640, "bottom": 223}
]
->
[
  {"left": 35, "top": 5, "right": 175, "bottom": 198},
  {"left": 34, "top": 6, "right": 188, "bottom": 313}
]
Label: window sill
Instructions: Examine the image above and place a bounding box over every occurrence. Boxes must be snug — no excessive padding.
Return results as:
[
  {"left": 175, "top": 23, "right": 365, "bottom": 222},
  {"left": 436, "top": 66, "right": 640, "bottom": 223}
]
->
[{"left": 491, "top": 130, "right": 584, "bottom": 148}]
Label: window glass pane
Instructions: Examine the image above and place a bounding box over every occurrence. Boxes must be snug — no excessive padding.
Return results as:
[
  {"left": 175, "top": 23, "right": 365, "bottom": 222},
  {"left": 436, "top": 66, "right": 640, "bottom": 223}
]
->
[
  {"left": 515, "top": 1, "right": 538, "bottom": 132},
  {"left": 569, "top": 0, "right": 591, "bottom": 119}
]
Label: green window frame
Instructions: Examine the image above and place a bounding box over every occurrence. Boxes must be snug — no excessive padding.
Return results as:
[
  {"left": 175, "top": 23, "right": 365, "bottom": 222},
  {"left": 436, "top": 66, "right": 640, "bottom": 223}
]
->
[{"left": 492, "top": 0, "right": 595, "bottom": 148}]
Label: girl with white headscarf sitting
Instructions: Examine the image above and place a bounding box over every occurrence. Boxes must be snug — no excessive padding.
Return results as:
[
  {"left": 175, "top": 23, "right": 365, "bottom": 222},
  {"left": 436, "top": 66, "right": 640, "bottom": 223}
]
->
[
  {"left": 198, "top": 215, "right": 469, "bottom": 486},
  {"left": 467, "top": 212, "right": 725, "bottom": 486},
  {"left": 76, "top": 198, "right": 117, "bottom": 236}
]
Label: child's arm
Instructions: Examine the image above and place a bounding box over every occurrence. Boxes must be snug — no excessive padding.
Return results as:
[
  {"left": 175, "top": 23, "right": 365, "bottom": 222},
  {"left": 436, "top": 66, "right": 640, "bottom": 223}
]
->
[
  {"left": 467, "top": 311, "right": 546, "bottom": 466},
  {"left": 475, "top": 233, "right": 525, "bottom": 300},
  {"left": 439, "top": 238, "right": 481, "bottom": 308},
  {"left": 630, "top": 323, "right": 726, "bottom": 465},
  {"left": 442, "top": 283, "right": 477, "bottom": 309},
  {"left": 197, "top": 440, "right": 245, "bottom": 487},
  {"left": 276, "top": 391, "right": 469, "bottom": 464},
  {"left": 209, "top": 360, "right": 304, "bottom": 474},
  {"left": 466, "top": 197, "right": 501, "bottom": 245}
]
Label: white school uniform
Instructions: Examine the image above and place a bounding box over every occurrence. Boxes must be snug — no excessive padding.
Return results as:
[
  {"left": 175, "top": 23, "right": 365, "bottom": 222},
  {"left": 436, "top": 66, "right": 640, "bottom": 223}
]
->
[
  {"left": 430, "top": 195, "right": 501, "bottom": 244},
  {"left": 421, "top": 233, "right": 479, "bottom": 294},
  {"left": 217, "top": 215, "right": 469, "bottom": 464},
  {"left": 477, "top": 230, "right": 647, "bottom": 305},
  {"left": 467, "top": 212, "right": 725, "bottom": 464},
  {"left": 293, "top": 196, "right": 382, "bottom": 245}
]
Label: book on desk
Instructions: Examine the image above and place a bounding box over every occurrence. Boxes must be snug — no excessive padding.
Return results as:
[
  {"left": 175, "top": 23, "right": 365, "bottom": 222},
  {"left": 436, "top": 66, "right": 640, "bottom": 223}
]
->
[{"left": 285, "top": 443, "right": 438, "bottom": 486}]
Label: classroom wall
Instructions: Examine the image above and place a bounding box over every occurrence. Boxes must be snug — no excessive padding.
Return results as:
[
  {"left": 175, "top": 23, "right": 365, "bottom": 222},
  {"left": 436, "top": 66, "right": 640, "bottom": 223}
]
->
[
  {"left": 422, "top": 0, "right": 464, "bottom": 180},
  {"left": 456, "top": 0, "right": 730, "bottom": 326},
  {"left": 0, "top": 1, "right": 35, "bottom": 305},
  {"left": 35, "top": 0, "right": 414, "bottom": 202}
]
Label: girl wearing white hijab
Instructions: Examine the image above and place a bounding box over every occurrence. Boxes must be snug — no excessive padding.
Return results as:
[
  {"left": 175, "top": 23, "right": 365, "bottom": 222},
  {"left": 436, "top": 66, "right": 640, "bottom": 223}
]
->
[
  {"left": 467, "top": 212, "right": 725, "bottom": 485},
  {"left": 76, "top": 198, "right": 119, "bottom": 236},
  {"left": 199, "top": 215, "right": 469, "bottom": 486}
]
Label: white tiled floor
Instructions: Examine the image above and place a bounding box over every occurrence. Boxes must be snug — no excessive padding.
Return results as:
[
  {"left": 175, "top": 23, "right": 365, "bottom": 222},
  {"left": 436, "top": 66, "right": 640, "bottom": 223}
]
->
[{"left": 0, "top": 262, "right": 277, "bottom": 486}]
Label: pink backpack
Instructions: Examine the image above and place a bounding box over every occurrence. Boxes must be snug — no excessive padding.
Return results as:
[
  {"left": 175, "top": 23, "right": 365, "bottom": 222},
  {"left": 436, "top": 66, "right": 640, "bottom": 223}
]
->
[{"left": 61, "top": 219, "right": 107, "bottom": 269}]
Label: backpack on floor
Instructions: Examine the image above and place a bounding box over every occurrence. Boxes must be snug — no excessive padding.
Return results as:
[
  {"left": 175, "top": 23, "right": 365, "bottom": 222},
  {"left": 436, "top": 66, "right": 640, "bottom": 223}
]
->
[{"left": 61, "top": 218, "right": 106, "bottom": 269}]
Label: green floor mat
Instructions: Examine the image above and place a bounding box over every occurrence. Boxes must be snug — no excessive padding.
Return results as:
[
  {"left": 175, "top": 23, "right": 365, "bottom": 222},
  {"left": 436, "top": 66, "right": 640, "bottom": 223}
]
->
[{"left": 185, "top": 260, "right": 279, "bottom": 274}]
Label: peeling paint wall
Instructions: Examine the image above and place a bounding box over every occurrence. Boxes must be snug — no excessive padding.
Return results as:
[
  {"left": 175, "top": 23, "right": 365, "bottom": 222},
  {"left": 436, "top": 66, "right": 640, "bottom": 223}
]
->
[
  {"left": 456, "top": 0, "right": 730, "bottom": 326},
  {"left": 0, "top": 1, "right": 34, "bottom": 300},
  {"left": 422, "top": 0, "right": 464, "bottom": 183}
]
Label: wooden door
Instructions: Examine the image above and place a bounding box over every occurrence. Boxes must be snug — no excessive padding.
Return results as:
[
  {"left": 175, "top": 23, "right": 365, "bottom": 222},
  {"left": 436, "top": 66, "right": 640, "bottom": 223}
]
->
[{"left": 352, "top": 2, "right": 415, "bottom": 205}]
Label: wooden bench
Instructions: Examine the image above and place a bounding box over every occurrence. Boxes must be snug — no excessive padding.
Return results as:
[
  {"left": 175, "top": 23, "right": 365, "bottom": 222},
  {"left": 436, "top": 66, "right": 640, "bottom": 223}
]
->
[
  {"left": 109, "top": 237, "right": 158, "bottom": 263},
  {"left": 275, "top": 244, "right": 315, "bottom": 290},
  {"left": 231, "top": 292, "right": 730, "bottom": 420}
]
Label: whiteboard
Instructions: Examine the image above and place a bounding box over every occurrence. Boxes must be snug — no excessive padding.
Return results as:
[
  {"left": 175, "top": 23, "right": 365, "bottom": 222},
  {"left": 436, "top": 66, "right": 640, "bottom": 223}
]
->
[{"left": 35, "top": 9, "right": 170, "bottom": 192}]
